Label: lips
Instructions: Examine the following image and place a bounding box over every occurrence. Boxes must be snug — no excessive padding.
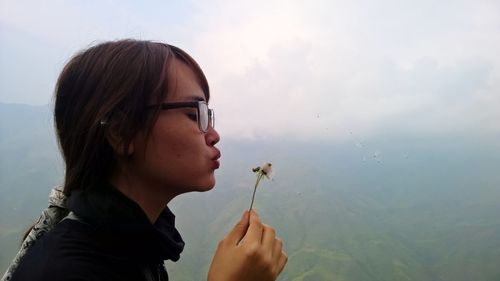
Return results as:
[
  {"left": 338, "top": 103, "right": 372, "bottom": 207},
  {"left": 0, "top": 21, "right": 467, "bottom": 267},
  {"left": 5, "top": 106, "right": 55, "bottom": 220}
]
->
[
  {"left": 211, "top": 148, "right": 221, "bottom": 160},
  {"left": 211, "top": 148, "right": 221, "bottom": 169}
]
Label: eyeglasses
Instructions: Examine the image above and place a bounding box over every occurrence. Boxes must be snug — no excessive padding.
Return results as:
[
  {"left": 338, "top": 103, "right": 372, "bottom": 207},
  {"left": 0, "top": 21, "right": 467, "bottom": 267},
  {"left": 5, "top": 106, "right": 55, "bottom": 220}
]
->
[{"left": 148, "top": 101, "right": 214, "bottom": 133}]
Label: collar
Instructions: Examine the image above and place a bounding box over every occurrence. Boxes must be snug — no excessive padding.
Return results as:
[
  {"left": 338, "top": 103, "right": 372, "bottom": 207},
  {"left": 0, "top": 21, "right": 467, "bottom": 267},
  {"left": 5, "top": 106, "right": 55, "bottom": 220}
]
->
[{"left": 66, "top": 183, "right": 185, "bottom": 262}]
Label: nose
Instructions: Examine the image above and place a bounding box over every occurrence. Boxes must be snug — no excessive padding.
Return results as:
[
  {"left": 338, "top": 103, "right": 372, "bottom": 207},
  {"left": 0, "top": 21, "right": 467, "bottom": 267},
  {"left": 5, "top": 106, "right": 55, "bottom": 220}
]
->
[{"left": 205, "top": 125, "right": 220, "bottom": 146}]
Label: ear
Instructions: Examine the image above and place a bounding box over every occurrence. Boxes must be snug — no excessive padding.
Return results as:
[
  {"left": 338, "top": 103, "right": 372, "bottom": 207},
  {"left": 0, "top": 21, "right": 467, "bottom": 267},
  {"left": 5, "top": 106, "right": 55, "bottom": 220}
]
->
[{"left": 105, "top": 123, "right": 134, "bottom": 156}]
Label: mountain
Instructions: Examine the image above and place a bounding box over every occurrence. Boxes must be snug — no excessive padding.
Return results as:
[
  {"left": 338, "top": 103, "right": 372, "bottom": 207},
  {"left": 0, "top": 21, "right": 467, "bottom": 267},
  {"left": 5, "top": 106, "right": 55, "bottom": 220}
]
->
[{"left": 1, "top": 103, "right": 500, "bottom": 280}]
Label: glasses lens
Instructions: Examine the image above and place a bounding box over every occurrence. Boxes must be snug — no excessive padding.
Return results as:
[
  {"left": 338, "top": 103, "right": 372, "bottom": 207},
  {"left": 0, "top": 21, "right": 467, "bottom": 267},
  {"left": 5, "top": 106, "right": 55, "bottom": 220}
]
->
[
  {"left": 199, "top": 102, "right": 209, "bottom": 132},
  {"left": 209, "top": 109, "right": 214, "bottom": 129}
]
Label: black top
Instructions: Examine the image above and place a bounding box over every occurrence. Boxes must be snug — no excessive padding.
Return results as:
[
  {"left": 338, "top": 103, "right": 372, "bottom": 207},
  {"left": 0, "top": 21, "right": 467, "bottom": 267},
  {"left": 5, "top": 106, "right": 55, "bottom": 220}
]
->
[{"left": 10, "top": 183, "right": 185, "bottom": 281}]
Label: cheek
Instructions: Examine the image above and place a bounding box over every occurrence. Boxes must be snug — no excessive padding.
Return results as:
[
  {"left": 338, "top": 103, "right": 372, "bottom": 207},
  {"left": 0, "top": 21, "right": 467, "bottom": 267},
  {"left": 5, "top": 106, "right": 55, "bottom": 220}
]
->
[
  {"left": 145, "top": 128, "right": 205, "bottom": 179},
  {"left": 134, "top": 116, "right": 214, "bottom": 190}
]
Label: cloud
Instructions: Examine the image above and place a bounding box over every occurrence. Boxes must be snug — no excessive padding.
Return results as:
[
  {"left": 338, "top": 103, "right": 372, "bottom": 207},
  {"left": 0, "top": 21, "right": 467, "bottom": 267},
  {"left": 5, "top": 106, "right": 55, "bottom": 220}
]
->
[
  {"left": 214, "top": 45, "right": 497, "bottom": 140},
  {"left": 0, "top": 0, "right": 499, "bottom": 140},
  {"left": 190, "top": 0, "right": 500, "bottom": 140}
]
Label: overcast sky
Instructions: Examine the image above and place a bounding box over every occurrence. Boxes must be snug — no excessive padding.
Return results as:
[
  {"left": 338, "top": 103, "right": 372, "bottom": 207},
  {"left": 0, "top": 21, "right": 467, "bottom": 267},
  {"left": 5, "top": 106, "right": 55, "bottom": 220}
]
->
[{"left": 1, "top": 0, "right": 499, "bottom": 141}]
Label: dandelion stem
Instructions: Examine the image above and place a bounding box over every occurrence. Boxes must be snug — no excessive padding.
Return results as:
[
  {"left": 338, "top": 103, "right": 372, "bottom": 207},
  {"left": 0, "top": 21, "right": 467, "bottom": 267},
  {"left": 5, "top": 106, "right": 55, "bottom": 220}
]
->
[{"left": 249, "top": 173, "right": 263, "bottom": 211}]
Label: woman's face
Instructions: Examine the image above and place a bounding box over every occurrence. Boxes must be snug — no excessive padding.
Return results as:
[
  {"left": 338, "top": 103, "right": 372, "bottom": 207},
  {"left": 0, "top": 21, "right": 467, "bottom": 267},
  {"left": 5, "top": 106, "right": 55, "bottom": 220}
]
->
[{"left": 130, "top": 58, "right": 220, "bottom": 196}]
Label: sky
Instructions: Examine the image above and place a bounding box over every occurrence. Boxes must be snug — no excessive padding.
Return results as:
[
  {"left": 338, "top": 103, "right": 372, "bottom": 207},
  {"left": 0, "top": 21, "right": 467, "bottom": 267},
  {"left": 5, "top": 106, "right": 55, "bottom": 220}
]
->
[{"left": 1, "top": 0, "right": 499, "bottom": 141}]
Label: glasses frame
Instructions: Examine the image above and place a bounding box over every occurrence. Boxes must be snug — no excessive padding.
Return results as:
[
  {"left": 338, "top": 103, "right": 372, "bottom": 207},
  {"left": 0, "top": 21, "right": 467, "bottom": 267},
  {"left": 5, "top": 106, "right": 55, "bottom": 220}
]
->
[{"left": 147, "top": 101, "right": 214, "bottom": 133}]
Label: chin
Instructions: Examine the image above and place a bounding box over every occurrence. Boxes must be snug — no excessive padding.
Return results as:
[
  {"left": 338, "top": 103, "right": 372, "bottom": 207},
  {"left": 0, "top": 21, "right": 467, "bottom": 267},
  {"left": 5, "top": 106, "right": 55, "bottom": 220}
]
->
[
  {"left": 191, "top": 175, "right": 216, "bottom": 192},
  {"left": 202, "top": 179, "right": 216, "bottom": 191},
  {"left": 192, "top": 185, "right": 214, "bottom": 193}
]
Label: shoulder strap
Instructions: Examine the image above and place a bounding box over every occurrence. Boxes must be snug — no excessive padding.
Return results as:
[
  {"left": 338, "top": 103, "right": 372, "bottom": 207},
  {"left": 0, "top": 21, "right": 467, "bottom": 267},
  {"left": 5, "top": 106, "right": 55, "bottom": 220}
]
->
[{"left": 1, "top": 188, "right": 68, "bottom": 281}]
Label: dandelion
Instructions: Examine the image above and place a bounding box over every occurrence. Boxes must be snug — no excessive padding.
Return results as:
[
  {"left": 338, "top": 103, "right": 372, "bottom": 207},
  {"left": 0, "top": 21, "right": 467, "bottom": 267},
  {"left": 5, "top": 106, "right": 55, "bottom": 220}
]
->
[{"left": 249, "top": 162, "right": 273, "bottom": 211}]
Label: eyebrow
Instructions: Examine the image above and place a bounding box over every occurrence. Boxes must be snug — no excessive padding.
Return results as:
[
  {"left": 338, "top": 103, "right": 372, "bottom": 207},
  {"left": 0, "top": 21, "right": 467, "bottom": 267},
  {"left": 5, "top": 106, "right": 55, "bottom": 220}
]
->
[{"left": 186, "top": 96, "right": 206, "bottom": 102}]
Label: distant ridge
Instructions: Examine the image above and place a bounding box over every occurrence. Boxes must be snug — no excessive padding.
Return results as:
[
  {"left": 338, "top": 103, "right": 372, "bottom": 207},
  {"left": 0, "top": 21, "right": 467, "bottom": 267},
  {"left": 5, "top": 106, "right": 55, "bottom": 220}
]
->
[{"left": 1, "top": 103, "right": 500, "bottom": 280}]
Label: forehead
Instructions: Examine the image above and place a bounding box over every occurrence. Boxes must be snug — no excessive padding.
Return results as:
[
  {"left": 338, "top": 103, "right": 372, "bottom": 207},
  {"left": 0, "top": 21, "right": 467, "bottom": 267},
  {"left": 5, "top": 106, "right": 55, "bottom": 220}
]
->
[{"left": 166, "top": 59, "right": 206, "bottom": 103}]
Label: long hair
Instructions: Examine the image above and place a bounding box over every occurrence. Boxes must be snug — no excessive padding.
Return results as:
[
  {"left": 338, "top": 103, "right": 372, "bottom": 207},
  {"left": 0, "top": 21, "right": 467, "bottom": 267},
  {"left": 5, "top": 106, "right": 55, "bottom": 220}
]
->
[
  {"left": 54, "top": 39, "right": 209, "bottom": 196},
  {"left": 20, "top": 40, "right": 209, "bottom": 242}
]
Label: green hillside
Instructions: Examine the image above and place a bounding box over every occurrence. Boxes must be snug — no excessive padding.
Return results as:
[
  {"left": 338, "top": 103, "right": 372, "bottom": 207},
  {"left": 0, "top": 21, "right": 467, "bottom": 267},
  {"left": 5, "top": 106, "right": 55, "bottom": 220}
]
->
[
  {"left": 165, "top": 137, "right": 500, "bottom": 281},
  {"left": 1, "top": 103, "right": 500, "bottom": 280}
]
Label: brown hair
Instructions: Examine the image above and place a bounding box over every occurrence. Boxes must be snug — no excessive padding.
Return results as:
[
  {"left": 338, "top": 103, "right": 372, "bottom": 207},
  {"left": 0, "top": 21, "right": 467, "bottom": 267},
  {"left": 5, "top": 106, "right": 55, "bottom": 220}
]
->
[{"left": 55, "top": 39, "right": 209, "bottom": 195}]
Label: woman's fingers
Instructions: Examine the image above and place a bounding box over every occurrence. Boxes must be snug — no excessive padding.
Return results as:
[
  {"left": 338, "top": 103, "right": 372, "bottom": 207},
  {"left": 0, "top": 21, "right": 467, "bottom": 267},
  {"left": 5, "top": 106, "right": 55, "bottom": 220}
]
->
[
  {"left": 261, "top": 224, "right": 276, "bottom": 250},
  {"left": 208, "top": 209, "right": 288, "bottom": 281},
  {"left": 260, "top": 222, "right": 288, "bottom": 277},
  {"left": 244, "top": 210, "right": 264, "bottom": 244},
  {"left": 276, "top": 251, "right": 288, "bottom": 275},
  {"left": 272, "top": 237, "right": 283, "bottom": 258},
  {"left": 269, "top": 233, "right": 286, "bottom": 275},
  {"left": 225, "top": 211, "right": 250, "bottom": 245}
]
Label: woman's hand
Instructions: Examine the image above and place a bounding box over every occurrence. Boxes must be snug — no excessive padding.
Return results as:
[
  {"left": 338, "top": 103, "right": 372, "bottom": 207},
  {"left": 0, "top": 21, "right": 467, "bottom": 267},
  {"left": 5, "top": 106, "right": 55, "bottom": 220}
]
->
[{"left": 208, "top": 210, "right": 288, "bottom": 281}]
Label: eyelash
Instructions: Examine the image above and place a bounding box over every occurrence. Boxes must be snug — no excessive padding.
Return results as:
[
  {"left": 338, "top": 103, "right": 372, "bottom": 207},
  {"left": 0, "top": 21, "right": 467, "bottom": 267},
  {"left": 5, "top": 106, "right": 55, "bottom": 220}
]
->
[{"left": 186, "top": 113, "right": 197, "bottom": 122}]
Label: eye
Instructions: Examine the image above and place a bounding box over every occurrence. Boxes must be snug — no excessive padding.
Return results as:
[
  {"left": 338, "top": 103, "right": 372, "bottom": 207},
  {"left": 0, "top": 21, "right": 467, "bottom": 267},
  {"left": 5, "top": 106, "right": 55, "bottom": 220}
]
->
[{"left": 186, "top": 113, "right": 197, "bottom": 122}]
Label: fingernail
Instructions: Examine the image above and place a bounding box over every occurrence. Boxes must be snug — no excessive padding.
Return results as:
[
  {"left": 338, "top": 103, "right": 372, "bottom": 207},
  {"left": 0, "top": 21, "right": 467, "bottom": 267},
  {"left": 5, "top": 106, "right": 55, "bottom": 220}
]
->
[{"left": 241, "top": 210, "right": 248, "bottom": 220}]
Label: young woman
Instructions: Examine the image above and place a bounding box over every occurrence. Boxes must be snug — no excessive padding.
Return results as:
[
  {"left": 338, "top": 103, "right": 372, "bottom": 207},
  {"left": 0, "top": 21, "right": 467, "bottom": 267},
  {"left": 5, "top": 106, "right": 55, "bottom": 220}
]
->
[{"left": 5, "top": 40, "right": 287, "bottom": 281}]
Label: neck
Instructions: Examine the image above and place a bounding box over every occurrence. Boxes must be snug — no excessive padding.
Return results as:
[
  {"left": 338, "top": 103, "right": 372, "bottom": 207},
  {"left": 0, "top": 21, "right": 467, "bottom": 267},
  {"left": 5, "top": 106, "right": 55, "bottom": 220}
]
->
[{"left": 109, "top": 173, "right": 176, "bottom": 223}]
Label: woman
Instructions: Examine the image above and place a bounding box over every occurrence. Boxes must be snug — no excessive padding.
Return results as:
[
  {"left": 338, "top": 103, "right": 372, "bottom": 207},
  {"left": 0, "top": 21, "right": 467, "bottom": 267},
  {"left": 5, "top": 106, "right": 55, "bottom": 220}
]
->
[{"left": 5, "top": 40, "right": 287, "bottom": 281}]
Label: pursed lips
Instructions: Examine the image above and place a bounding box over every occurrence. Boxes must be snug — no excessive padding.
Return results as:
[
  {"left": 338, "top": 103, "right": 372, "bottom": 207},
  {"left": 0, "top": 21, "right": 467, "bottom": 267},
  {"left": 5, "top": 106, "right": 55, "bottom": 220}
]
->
[
  {"left": 211, "top": 148, "right": 221, "bottom": 161},
  {"left": 211, "top": 148, "right": 221, "bottom": 169}
]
